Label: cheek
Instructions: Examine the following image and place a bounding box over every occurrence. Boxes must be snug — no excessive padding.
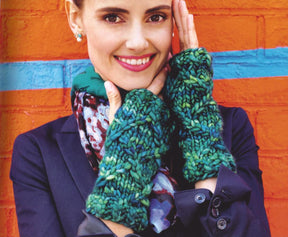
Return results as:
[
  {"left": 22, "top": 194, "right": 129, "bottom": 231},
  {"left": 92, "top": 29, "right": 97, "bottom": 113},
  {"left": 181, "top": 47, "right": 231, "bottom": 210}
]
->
[
  {"left": 154, "top": 27, "right": 173, "bottom": 52},
  {"left": 154, "top": 29, "right": 173, "bottom": 61},
  {"left": 86, "top": 36, "right": 113, "bottom": 63},
  {"left": 86, "top": 29, "right": 122, "bottom": 59}
]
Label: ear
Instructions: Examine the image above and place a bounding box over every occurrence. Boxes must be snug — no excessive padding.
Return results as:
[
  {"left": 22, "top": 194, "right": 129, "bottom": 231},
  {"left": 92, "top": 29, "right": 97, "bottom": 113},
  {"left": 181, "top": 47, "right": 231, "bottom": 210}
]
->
[
  {"left": 172, "top": 17, "right": 176, "bottom": 34},
  {"left": 65, "top": 0, "right": 84, "bottom": 36}
]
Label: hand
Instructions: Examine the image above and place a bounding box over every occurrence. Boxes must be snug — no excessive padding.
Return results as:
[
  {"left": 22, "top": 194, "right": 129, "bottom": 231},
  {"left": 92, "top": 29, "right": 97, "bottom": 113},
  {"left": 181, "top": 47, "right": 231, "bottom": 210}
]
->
[
  {"left": 86, "top": 88, "right": 173, "bottom": 232},
  {"left": 195, "top": 177, "right": 217, "bottom": 193},
  {"left": 104, "top": 66, "right": 168, "bottom": 124},
  {"left": 164, "top": 48, "right": 236, "bottom": 183},
  {"left": 173, "top": 0, "right": 198, "bottom": 51}
]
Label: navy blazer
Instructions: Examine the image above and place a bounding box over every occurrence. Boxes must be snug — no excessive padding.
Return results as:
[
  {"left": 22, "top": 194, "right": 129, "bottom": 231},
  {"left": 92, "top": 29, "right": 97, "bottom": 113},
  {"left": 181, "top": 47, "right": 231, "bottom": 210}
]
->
[{"left": 10, "top": 106, "right": 270, "bottom": 237}]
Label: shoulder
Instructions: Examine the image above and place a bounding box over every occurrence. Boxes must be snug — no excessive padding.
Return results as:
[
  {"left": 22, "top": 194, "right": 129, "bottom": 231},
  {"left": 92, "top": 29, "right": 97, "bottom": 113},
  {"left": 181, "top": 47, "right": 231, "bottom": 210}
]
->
[
  {"left": 219, "top": 105, "right": 259, "bottom": 166},
  {"left": 219, "top": 105, "right": 249, "bottom": 123},
  {"left": 219, "top": 105, "right": 256, "bottom": 153},
  {"left": 11, "top": 115, "right": 76, "bottom": 179},
  {"left": 15, "top": 115, "right": 75, "bottom": 143},
  {"left": 12, "top": 115, "right": 76, "bottom": 165},
  {"left": 219, "top": 105, "right": 253, "bottom": 134}
]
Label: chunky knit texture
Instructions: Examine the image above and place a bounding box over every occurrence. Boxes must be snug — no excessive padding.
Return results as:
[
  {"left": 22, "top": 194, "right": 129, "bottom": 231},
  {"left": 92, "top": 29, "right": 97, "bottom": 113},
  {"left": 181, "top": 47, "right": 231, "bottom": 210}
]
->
[
  {"left": 164, "top": 48, "right": 236, "bottom": 183},
  {"left": 86, "top": 89, "right": 174, "bottom": 232}
]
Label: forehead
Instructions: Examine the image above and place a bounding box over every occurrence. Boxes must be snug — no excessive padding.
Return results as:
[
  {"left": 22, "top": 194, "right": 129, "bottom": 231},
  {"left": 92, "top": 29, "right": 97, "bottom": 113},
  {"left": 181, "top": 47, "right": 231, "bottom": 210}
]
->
[{"left": 84, "top": 0, "right": 172, "bottom": 8}]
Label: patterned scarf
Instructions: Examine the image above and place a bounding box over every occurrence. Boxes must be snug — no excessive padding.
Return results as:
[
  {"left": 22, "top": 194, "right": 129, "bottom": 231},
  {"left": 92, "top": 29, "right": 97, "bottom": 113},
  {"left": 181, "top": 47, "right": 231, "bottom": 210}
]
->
[{"left": 71, "top": 66, "right": 177, "bottom": 233}]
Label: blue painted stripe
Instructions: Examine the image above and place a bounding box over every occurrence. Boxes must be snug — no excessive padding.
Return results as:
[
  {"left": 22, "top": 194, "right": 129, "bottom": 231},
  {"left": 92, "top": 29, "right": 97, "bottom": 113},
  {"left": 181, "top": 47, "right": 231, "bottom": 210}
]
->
[
  {"left": 211, "top": 47, "right": 288, "bottom": 80},
  {"left": 0, "top": 59, "right": 92, "bottom": 91},
  {"left": 1, "top": 47, "right": 288, "bottom": 91}
]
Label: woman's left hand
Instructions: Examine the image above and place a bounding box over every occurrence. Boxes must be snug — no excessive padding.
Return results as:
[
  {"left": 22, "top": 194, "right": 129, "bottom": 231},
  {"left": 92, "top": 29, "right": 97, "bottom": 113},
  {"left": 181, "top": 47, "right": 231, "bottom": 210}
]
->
[
  {"left": 173, "top": 0, "right": 199, "bottom": 51},
  {"left": 172, "top": 1, "right": 219, "bottom": 193}
]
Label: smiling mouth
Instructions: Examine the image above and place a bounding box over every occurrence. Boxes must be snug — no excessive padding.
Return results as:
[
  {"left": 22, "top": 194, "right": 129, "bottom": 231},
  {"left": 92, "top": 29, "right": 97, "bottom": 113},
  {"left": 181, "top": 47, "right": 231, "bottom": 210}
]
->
[
  {"left": 115, "top": 54, "right": 155, "bottom": 72},
  {"left": 116, "top": 56, "right": 150, "bottom": 65}
]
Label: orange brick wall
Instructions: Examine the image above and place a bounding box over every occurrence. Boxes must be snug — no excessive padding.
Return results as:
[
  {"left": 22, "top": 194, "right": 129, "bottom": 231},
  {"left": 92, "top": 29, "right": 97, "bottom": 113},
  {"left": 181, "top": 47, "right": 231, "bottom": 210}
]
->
[{"left": 1, "top": 0, "right": 288, "bottom": 236}]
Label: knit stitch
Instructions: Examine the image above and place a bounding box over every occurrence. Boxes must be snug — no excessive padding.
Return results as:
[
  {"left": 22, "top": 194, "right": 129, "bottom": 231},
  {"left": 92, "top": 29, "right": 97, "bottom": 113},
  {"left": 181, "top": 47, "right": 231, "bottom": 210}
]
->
[
  {"left": 164, "top": 48, "right": 236, "bottom": 183},
  {"left": 86, "top": 89, "right": 174, "bottom": 232}
]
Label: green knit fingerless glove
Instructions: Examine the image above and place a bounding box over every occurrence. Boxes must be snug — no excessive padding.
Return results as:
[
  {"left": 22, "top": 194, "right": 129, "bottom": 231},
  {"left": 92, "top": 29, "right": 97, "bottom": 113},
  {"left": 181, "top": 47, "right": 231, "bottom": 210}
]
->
[
  {"left": 164, "top": 48, "right": 236, "bottom": 183},
  {"left": 86, "top": 89, "right": 173, "bottom": 232}
]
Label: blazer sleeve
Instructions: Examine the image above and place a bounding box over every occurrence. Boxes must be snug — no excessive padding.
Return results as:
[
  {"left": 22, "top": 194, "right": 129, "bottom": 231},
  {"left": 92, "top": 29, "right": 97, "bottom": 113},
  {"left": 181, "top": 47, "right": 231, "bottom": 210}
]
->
[
  {"left": 174, "top": 108, "right": 271, "bottom": 237},
  {"left": 10, "top": 133, "right": 65, "bottom": 237}
]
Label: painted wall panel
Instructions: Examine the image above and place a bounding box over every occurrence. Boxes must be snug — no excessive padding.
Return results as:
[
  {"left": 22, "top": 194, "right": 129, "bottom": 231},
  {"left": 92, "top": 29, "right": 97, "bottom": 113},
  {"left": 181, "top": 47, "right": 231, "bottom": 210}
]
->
[{"left": 1, "top": 0, "right": 288, "bottom": 236}]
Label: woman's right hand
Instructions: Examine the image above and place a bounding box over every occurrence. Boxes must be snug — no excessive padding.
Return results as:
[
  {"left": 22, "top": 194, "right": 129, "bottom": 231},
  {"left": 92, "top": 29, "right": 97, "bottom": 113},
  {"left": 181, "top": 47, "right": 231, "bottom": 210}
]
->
[{"left": 104, "top": 66, "right": 168, "bottom": 124}]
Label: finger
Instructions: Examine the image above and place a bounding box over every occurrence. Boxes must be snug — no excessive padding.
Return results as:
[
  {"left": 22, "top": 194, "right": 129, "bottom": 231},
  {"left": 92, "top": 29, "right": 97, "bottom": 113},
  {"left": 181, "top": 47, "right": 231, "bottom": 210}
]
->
[
  {"left": 173, "top": 0, "right": 184, "bottom": 50},
  {"left": 147, "top": 67, "right": 168, "bottom": 96},
  {"left": 180, "top": 0, "right": 189, "bottom": 50},
  {"left": 104, "top": 81, "right": 122, "bottom": 124},
  {"left": 173, "top": 0, "right": 181, "bottom": 36},
  {"left": 166, "top": 52, "right": 173, "bottom": 71},
  {"left": 187, "top": 14, "right": 199, "bottom": 48}
]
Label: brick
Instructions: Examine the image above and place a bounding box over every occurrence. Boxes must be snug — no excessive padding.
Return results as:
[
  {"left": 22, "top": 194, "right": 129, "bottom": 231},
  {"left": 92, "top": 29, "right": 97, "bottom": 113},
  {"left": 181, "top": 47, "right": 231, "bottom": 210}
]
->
[
  {"left": 213, "top": 77, "right": 288, "bottom": 105},
  {"left": 0, "top": 89, "right": 70, "bottom": 107},
  {"left": 256, "top": 108, "right": 288, "bottom": 151},
  {"left": 58, "top": 0, "right": 66, "bottom": 11},
  {"left": 187, "top": 0, "right": 288, "bottom": 9},
  {"left": 259, "top": 156, "right": 288, "bottom": 199},
  {"left": 0, "top": 158, "right": 14, "bottom": 202},
  {"left": 0, "top": 109, "right": 71, "bottom": 155},
  {"left": 2, "top": 0, "right": 57, "bottom": 11},
  {"left": 195, "top": 15, "right": 257, "bottom": 52},
  {"left": 265, "top": 16, "right": 288, "bottom": 48},
  {"left": 0, "top": 14, "right": 5, "bottom": 62},
  {"left": 0, "top": 111, "right": 34, "bottom": 155},
  {"left": 3, "top": 13, "right": 88, "bottom": 62},
  {"left": 0, "top": 207, "right": 19, "bottom": 237},
  {"left": 265, "top": 199, "right": 288, "bottom": 237}
]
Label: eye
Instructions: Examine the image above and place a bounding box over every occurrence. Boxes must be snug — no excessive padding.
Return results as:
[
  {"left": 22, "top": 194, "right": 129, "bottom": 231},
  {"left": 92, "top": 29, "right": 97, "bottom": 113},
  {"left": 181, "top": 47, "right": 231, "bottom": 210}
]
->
[
  {"left": 104, "top": 14, "right": 122, "bottom": 23},
  {"left": 148, "top": 14, "right": 167, "bottom": 23}
]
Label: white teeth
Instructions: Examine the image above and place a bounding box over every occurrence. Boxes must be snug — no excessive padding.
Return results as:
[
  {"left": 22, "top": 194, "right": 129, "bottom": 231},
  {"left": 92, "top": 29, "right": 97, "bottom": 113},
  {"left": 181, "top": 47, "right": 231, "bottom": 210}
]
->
[
  {"left": 118, "top": 56, "right": 150, "bottom": 65},
  {"left": 131, "top": 59, "right": 137, "bottom": 65}
]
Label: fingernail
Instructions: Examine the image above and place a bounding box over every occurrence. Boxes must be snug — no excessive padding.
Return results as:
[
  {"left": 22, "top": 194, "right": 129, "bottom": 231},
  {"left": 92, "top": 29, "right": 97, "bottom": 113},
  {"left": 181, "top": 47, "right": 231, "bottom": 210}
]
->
[{"left": 104, "top": 81, "right": 112, "bottom": 92}]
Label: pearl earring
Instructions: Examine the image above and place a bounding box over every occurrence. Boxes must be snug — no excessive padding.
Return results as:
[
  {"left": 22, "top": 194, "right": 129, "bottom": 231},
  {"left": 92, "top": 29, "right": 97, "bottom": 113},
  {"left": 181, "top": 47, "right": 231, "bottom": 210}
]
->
[
  {"left": 172, "top": 32, "right": 175, "bottom": 37},
  {"left": 75, "top": 33, "right": 82, "bottom": 42}
]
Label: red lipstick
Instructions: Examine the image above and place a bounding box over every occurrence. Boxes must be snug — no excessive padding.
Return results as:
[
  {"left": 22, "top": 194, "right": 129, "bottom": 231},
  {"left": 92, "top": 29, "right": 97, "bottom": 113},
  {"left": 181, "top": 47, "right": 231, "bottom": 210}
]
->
[{"left": 115, "top": 54, "right": 155, "bottom": 72}]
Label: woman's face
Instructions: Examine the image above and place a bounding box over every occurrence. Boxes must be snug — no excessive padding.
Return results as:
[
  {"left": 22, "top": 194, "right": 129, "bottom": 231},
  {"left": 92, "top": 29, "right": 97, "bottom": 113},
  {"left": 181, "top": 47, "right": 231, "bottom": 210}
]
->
[{"left": 78, "top": 0, "right": 173, "bottom": 90}]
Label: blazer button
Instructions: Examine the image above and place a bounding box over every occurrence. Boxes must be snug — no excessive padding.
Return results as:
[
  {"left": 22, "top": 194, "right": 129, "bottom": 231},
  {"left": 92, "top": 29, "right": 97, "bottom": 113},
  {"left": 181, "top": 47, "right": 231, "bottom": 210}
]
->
[
  {"left": 194, "top": 192, "right": 206, "bottom": 204},
  {"left": 212, "top": 196, "right": 222, "bottom": 208},
  {"left": 211, "top": 207, "right": 219, "bottom": 218},
  {"left": 217, "top": 218, "right": 227, "bottom": 230}
]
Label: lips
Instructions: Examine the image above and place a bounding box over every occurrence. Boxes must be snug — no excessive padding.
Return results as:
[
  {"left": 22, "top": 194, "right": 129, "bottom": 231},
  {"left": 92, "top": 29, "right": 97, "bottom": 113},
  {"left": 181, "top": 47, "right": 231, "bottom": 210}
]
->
[{"left": 115, "top": 54, "right": 155, "bottom": 72}]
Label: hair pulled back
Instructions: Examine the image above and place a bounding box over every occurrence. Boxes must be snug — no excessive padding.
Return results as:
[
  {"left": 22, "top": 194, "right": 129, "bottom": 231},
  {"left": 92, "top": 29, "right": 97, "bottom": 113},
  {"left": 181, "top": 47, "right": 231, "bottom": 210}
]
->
[{"left": 73, "top": 0, "right": 83, "bottom": 8}]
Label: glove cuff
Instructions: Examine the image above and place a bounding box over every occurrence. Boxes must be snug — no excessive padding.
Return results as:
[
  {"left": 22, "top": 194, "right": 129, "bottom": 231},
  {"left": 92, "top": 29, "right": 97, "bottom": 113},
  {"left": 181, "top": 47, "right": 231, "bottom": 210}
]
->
[
  {"left": 86, "top": 89, "right": 174, "bottom": 232},
  {"left": 165, "top": 48, "right": 236, "bottom": 183}
]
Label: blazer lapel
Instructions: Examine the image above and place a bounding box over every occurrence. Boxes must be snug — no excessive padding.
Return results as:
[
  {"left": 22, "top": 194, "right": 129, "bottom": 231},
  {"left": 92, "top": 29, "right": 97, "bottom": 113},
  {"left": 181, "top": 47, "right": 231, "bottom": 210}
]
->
[{"left": 56, "top": 115, "right": 97, "bottom": 201}]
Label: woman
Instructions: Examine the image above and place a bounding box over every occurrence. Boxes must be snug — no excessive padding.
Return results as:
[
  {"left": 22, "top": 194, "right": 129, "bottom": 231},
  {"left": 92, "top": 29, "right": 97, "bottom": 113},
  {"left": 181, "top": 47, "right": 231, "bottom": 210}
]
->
[{"left": 10, "top": 0, "right": 270, "bottom": 236}]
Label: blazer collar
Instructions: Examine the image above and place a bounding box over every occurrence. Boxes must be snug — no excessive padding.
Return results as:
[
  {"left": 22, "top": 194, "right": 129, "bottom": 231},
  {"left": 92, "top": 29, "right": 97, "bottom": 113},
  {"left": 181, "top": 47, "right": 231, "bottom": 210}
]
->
[
  {"left": 61, "top": 114, "right": 79, "bottom": 133},
  {"left": 57, "top": 114, "right": 97, "bottom": 201}
]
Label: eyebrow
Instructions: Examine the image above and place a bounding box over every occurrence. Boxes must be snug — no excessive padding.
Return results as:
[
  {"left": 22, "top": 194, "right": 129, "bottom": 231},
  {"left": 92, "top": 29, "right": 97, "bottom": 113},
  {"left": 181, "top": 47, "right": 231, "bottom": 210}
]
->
[
  {"left": 96, "top": 7, "right": 128, "bottom": 14},
  {"left": 146, "top": 5, "right": 171, "bottom": 14},
  {"left": 96, "top": 5, "right": 171, "bottom": 14}
]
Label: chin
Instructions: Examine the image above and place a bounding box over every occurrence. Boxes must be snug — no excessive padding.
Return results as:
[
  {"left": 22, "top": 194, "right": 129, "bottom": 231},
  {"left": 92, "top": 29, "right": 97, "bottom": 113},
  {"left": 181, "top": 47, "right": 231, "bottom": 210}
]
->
[{"left": 117, "top": 76, "right": 154, "bottom": 91}]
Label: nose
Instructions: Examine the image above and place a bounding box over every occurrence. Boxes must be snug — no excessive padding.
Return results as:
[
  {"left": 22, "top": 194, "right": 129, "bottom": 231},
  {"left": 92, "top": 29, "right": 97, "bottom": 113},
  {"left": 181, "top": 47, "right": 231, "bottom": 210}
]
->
[{"left": 125, "top": 23, "right": 149, "bottom": 52}]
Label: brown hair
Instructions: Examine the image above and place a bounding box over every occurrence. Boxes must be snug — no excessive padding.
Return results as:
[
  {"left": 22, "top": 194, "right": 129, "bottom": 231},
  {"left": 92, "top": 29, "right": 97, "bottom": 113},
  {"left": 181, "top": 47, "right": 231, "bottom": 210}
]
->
[{"left": 73, "top": 0, "right": 83, "bottom": 8}]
